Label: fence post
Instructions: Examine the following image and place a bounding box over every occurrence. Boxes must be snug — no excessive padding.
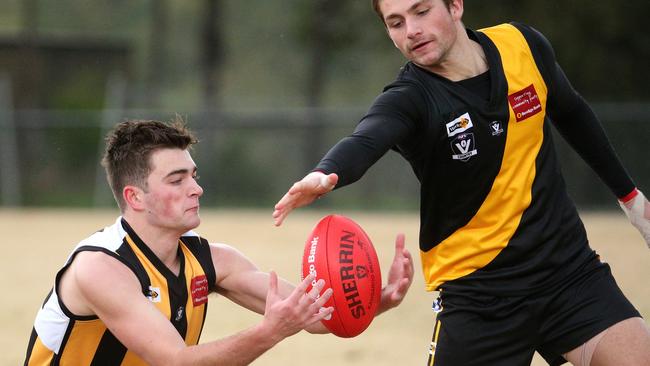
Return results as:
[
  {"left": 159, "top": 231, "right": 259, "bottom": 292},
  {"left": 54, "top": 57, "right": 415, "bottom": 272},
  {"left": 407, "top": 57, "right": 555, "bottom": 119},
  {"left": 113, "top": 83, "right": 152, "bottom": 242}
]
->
[
  {"left": 93, "top": 72, "right": 127, "bottom": 207},
  {"left": 0, "top": 73, "right": 21, "bottom": 206}
]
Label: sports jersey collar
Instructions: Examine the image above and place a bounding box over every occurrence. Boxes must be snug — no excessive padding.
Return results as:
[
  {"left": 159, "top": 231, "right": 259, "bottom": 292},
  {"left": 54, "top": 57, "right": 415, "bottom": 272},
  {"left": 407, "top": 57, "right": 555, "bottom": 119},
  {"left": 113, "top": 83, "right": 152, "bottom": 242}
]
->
[
  {"left": 120, "top": 218, "right": 186, "bottom": 282},
  {"left": 400, "top": 27, "right": 507, "bottom": 110}
]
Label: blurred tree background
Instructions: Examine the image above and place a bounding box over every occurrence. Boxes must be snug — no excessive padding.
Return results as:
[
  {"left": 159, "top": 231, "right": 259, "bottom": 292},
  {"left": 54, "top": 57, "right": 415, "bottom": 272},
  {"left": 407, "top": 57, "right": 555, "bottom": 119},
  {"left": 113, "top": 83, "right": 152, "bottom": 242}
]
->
[{"left": 0, "top": 0, "right": 647, "bottom": 209}]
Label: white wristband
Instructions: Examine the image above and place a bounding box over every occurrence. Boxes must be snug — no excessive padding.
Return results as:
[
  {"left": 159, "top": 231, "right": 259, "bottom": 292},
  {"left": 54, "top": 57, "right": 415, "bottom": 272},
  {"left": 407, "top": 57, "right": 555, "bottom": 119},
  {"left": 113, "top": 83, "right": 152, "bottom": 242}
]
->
[{"left": 619, "top": 190, "right": 650, "bottom": 248}]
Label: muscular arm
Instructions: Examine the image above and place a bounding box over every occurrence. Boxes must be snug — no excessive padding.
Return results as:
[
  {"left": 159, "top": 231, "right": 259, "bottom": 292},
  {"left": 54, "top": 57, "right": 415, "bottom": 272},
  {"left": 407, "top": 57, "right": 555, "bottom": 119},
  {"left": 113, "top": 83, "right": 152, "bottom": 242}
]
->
[
  {"left": 517, "top": 23, "right": 636, "bottom": 198},
  {"left": 211, "top": 235, "right": 414, "bottom": 334},
  {"left": 61, "top": 249, "right": 332, "bottom": 366},
  {"left": 210, "top": 243, "right": 331, "bottom": 334}
]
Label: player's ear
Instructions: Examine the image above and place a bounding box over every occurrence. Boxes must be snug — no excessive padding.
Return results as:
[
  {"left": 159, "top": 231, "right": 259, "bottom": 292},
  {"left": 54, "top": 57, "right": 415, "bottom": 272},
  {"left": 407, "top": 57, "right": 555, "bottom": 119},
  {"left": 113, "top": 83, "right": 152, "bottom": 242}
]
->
[
  {"left": 123, "top": 185, "right": 146, "bottom": 211},
  {"left": 449, "top": 0, "right": 464, "bottom": 21}
]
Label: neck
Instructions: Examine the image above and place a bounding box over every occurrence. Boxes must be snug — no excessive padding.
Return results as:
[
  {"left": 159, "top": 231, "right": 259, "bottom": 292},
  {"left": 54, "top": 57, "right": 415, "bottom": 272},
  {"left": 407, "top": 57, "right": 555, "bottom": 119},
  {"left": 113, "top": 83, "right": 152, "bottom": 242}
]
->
[
  {"left": 123, "top": 213, "right": 182, "bottom": 272},
  {"left": 423, "top": 27, "right": 488, "bottom": 81}
]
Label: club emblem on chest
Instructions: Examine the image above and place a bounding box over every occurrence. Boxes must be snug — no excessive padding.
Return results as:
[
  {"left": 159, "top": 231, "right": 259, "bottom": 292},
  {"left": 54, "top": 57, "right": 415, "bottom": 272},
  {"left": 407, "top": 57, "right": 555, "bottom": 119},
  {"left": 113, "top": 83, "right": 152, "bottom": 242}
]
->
[{"left": 450, "top": 133, "right": 477, "bottom": 162}]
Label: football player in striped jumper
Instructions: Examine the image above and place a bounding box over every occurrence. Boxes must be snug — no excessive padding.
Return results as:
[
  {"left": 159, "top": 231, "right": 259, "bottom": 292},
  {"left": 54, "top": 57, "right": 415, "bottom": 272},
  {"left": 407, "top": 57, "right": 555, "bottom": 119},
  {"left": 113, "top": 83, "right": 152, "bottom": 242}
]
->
[
  {"left": 25, "top": 118, "right": 414, "bottom": 365},
  {"left": 273, "top": 0, "right": 650, "bottom": 365}
]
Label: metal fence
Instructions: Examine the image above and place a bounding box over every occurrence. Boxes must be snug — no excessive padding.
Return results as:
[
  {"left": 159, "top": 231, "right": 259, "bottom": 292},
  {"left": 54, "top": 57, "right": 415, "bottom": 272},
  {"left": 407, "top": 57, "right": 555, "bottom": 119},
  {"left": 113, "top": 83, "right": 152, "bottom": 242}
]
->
[{"left": 1, "top": 101, "right": 648, "bottom": 211}]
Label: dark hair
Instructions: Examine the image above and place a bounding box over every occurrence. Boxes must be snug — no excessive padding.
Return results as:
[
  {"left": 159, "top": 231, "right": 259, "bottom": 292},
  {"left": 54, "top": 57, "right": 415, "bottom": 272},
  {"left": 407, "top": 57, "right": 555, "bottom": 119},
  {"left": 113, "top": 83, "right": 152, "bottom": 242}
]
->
[
  {"left": 371, "top": 0, "right": 453, "bottom": 23},
  {"left": 101, "top": 116, "right": 197, "bottom": 211}
]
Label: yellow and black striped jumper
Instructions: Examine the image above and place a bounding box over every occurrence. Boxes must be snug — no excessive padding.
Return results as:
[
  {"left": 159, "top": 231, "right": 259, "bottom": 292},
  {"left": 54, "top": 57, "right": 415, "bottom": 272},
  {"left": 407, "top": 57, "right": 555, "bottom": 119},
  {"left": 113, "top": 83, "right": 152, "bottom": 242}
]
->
[
  {"left": 314, "top": 22, "right": 639, "bottom": 365},
  {"left": 24, "top": 217, "right": 216, "bottom": 365}
]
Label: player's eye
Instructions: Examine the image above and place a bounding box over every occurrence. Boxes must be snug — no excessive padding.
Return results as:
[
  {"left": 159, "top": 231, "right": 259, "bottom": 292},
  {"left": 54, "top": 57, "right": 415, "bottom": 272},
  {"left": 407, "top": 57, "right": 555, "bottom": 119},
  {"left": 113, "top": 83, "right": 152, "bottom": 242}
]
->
[{"left": 388, "top": 20, "right": 402, "bottom": 29}]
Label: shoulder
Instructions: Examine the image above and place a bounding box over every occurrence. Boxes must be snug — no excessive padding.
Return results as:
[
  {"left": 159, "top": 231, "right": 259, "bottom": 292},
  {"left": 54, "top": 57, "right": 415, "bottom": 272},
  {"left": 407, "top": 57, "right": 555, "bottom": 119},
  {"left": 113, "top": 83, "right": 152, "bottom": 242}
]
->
[
  {"left": 208, "top": 243, "right": 259, "bottom": 286},
  {"left": 386, "top": 62, "right": 428, "bottom": 91},
  {"left": 479, "top": 22, "right": 555, "bottom": 60},
  {"left": 505, "top": 22, "right": 560, "bottom": 85},
  {"left": 59, "top": 249, "right": 140, "bottom": 316},
  {"left": 372, "top": 64, "right": 428, "bottom": 117},
  {"left": 73, "top": 250, "right": 136, "bottom": 282},
  {"left": 72, "top": 217, "right": 127, "bottom": 255},
  {"left": 509, "top": 22, "right": 557, "bottom": 59},
  {"left": 60, "top": 218, "right": 132, "bottom": 283}
]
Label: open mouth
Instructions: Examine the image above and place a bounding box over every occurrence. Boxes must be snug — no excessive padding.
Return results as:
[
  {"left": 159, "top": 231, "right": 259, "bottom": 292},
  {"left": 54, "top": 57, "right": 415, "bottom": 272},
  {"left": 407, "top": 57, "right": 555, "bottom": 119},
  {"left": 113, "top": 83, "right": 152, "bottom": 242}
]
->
[{"left": 411, "top": 40, "right": 431, "bottom": 52}]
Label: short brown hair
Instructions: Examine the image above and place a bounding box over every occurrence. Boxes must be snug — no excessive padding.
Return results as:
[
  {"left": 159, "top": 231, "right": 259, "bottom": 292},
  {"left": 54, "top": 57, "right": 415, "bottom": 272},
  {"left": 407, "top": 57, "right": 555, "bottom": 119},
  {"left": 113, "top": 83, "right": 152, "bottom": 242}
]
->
[
  {"left": 101, "top": 116, "right": 197, "bottom": 211},
  {"left": 371, "top": 0, "right": 453, "bottom": 23}
]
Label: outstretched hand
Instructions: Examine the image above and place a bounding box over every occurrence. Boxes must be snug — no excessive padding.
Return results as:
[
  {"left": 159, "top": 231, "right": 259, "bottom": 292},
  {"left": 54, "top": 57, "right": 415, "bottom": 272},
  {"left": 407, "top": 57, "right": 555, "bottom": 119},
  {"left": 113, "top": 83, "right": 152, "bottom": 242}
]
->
[
  {"left": 273, "top": 172, "right": 338, "bottom": 226},
  {"left": 260, "top": 272, "right": 334, "bottom": 342},
  {"left": 378, "top": 233, "right": 414, "bottom": 314}
]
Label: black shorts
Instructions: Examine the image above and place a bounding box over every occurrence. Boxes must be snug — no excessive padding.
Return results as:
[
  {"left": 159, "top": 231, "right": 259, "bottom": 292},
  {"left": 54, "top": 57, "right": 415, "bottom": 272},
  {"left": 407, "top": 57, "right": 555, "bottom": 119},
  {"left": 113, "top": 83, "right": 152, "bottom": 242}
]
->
[{"left": 426, "top": 262, "right": 640, "bottom": 366}]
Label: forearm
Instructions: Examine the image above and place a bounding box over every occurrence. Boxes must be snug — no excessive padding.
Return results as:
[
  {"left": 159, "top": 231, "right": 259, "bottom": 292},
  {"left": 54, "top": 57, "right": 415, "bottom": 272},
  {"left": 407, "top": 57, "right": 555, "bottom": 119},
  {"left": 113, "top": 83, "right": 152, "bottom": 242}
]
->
[
  {"left": 547, "top": 65, "right": 635, "bottom": 198},
  {"left": 376, "top": 291, "right": 399, "bottom": 316},
  {"left": 315, "top": 135, "right": 386, "bottom": 187},
  {"left": 172, "top": 322, "right": 281, "bottom": 366},
  {"left": 315, "top": 112, "right": 414, "bottom": 187}
]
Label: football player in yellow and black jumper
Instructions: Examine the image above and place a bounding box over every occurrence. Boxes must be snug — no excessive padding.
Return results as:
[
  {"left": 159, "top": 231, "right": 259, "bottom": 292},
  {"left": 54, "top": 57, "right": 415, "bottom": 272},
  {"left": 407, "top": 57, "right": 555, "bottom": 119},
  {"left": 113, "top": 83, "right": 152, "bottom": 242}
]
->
[
  {"left": 273, "top": 0, "right": 650, "bottom": 365},
  {"left": 24, "top": 118, "right": 414, "bottom": 365}
]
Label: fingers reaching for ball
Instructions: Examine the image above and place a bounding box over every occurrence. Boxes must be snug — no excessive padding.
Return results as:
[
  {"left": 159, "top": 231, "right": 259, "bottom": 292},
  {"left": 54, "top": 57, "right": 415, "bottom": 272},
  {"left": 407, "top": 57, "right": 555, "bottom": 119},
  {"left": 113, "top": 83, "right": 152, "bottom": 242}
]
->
[
  {"left": 378, "top": 233, "right": 414, "bottom": 314},
  {"left": 302, "top": 278, "right": 325, "bottom": 304},
  {"left": 261, "top": 271, "right": 334, "bottom": 341},
  {"left": 272, "top": 172, "right": 338, "bottom": 226}
]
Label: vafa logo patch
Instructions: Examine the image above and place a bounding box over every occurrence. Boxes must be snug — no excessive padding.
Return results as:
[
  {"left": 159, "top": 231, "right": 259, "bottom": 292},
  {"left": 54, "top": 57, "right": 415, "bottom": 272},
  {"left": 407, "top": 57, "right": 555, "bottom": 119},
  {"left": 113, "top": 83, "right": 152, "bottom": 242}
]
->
[
  {"left": 446, "top": 113, "right": 477, "bottom": 162},
  {"left": 451, "top": 133, "right": 477, "bottom": 162},
  {"left": 489, "top": 121, "right": 504, "bottom": 136}
]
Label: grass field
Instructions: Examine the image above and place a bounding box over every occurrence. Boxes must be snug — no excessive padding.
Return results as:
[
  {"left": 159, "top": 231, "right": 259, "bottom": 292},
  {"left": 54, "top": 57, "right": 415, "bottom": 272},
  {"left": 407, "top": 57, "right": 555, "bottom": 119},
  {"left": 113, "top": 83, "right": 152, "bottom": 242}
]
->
[{"left": 2, "top": 208, "right": 649, "bottom": 365}]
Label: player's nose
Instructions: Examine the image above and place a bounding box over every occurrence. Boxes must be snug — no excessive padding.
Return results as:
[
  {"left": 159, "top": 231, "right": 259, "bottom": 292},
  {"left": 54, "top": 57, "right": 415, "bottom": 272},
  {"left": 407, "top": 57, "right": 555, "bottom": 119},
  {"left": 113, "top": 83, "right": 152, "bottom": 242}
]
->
[
  {"left": 190, "top": 180, "right": 203, "bottom": 197},
  {"left": 406, "top": 20, "right": 422, "bottom": 39}
]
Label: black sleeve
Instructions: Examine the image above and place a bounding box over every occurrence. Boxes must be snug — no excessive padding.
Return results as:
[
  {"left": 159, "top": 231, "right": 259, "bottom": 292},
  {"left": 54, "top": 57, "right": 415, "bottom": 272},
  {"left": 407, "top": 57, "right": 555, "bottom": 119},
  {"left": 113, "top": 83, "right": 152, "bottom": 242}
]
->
[
  {"left": 516, "top": 22, "right": 636, "bottom": 198},
  {"left": 314, "top": 84, "right": 424, "bottom": 188}
]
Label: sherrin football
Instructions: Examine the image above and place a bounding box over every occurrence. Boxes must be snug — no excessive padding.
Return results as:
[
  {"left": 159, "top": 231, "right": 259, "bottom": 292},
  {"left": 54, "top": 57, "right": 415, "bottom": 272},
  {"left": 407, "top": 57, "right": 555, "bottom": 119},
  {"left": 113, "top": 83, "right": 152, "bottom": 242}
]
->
[{"left": 302, "top": 214, "right": 382, "bottom": 338}]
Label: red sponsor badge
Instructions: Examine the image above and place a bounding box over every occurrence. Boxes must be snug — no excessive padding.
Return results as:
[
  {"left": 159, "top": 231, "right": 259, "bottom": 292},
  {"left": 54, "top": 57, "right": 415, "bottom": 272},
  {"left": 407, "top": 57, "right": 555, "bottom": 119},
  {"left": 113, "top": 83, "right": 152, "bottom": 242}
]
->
[
  {"left": 190, "top": 275, "right": 209, "bottom": 306},
  {"left": 508, "top": 84, "right": 542, "bottom": 122}
]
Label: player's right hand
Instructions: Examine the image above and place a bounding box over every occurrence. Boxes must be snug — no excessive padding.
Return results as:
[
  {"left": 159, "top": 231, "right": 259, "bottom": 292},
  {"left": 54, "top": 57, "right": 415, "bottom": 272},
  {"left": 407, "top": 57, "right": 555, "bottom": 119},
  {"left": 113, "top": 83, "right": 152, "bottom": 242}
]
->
[
  {"left": 619, "top": 188, "right": 650, "bottom": 248},
  {"left": 272, "top": 172, "right": 338, "bottom": 226},
  {"left": 260, "top": 272, "right": 333, "bottom": 341}
]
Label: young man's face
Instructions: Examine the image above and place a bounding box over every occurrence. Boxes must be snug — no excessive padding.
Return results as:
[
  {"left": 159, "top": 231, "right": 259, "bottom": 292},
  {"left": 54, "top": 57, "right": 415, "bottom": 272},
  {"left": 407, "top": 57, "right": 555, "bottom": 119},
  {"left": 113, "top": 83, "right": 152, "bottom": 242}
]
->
[
  {"left": 380, "top": 0, "right": 462, "bottom": 70},
  {"left": 141, "top": 148, "right": 203, "bottom": 233}
]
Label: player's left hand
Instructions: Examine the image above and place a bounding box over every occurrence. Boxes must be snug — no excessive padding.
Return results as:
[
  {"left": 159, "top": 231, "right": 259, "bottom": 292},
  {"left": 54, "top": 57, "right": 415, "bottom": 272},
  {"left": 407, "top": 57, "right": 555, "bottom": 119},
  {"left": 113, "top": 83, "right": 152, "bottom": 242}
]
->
[
  {"left": 619, "top": 189, "right": 650, "bottom": 248},
  {"left": 378, "top": 234, "right": 414, "bottom": 314}
]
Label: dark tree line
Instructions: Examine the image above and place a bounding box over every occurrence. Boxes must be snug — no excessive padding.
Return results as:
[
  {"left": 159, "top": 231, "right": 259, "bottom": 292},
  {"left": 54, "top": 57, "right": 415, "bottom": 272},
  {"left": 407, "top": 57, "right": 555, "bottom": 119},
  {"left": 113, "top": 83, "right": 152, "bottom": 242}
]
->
[{"left": 12, "top": 0, "right": 650, "bottom": 109}]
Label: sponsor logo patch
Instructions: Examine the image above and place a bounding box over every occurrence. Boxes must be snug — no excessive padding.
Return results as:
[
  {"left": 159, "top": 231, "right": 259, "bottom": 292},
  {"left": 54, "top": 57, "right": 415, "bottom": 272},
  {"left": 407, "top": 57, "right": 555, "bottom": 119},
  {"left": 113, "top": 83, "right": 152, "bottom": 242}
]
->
[
  {"left": 508, "top": 84, "right": 542, "bottom": 122},
  {"left": 450, "top": 133, "right": 477, "bottom": 162},
  {"left": 446, "top": 112, "right": 473, "bottom": 137},
  {"left": 147, "top": 286, "right": 161, "bottom": 303},
  {"left": 191, "top": 275, "right": 209, "bottom": 306}
]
